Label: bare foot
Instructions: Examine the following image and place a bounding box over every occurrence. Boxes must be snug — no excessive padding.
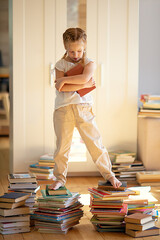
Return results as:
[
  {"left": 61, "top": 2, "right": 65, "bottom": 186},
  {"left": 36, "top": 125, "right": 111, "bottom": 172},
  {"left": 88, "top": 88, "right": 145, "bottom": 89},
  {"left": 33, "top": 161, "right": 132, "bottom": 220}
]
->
[
  {"left": 48, "top": 181, "right": 63, "bottom": 190},
  {"left": 108, "top": 176, "right": 122, "bottom": 188}
]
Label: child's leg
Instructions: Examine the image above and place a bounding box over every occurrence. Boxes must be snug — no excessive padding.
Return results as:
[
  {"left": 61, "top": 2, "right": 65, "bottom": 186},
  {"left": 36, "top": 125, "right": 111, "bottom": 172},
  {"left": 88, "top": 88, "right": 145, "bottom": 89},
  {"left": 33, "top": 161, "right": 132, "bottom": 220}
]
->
[
  {"left": 76, "top": 104, "right": 121, "bottom": 188},
  {"left": 49, "top": 106, "right": 75, "bottom": 190}
]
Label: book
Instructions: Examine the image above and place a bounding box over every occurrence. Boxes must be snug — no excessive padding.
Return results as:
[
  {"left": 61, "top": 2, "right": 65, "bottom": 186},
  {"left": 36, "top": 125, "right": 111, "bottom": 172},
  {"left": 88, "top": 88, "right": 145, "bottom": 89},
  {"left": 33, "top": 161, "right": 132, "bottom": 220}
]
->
[
  {"left": 46, "top": 185, "right": 70, "bottom": 196},
  {"left": 0, "top": 200, "right": 26, "bottom": 209},
  {"left": 88, "top": 187, "right": 135, "bottom": 199},
  {"left": 40, "top": 153, "right": 54, "bottom": 161},
  {"left": 126, "top": 227, "right": 160, "bottom": 238},
  {"left": 29, "top": 163, "right": 53, "bottom": 171},
  {"left": 136, "top": 171, "right": 160, "bottom": 180},
  {"left": 0, "top": 192, "right": 30, "bottom": 203},
  {"left": 109, "top": 150, "right": 136, "bottom": 156},
  {"left": 0, "top": 214, "right": 30, "bottom": 223},
  {"left": 0, "top": 226, "right": 30, "bottom": 235},
  {"left": 0, "top": 221, "right": 30, "bottom": 228},
  {"left": 98, "top": 180, "right": 127, "bottom": 191},
  {"left": 140, "top": 94, "right": 160, "bottom": 102},
  {"left": 65, "top": 63, "right": 96, "bottom": 97},
  {"left": 0, "top": 206, "right": 30, "bottom": 217},
  {"left": 9, "top": 182, "right": 38, "bottom": 189},
  {"left": 91, "top": 204, "right": 128, "bottom": 216},
  {"left": 126, "top": 220, "right": 155, "bottom": 231},
  {"left": 8, "top": 173, "right": 36, "bottom": 183},
  {"left": 124, "top": 213, "right": 153, "bottom": 224}
]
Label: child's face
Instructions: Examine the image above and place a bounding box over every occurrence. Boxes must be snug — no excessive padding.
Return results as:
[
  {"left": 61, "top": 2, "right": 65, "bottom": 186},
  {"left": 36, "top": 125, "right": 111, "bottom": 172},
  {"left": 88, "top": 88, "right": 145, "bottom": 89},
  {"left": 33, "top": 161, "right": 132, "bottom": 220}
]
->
[{"left": 65, "top": 40, "right": 86, "bottom": 62}]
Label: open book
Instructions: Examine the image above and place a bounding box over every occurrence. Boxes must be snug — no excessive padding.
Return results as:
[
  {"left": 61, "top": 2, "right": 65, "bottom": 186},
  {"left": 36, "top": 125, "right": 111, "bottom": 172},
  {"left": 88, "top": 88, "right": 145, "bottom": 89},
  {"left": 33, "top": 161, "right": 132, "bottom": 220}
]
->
[{"left": 65, "top": 64, "right": 96, "bottom": 97}]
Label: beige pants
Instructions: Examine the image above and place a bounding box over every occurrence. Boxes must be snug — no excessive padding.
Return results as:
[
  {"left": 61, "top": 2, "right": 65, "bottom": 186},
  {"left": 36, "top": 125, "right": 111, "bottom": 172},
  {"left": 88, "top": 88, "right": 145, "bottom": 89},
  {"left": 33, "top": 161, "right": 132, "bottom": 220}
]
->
[{"left": 53, "top": 104, "right": 115, "bottom": 185}]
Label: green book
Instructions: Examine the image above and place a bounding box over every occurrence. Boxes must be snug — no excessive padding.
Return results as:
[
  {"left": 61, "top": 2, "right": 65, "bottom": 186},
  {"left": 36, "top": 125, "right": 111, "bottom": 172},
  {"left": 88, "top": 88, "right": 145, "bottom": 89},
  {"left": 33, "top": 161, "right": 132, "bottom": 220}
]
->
[{"left": 46, "top": 185, "right": 72, "bottom": 197}]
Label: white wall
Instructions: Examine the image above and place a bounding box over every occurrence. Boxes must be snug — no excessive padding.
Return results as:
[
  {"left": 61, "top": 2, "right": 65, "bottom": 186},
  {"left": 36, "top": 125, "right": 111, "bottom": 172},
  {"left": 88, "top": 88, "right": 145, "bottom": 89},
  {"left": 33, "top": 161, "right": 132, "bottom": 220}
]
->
[{"left": 139, "top": 0, "right": 160, "bottom": 101}]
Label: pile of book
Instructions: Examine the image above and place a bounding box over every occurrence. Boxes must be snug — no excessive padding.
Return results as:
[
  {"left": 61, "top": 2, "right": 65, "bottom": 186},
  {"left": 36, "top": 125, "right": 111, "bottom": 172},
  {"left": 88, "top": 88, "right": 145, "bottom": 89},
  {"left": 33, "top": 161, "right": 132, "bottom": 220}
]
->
[
  {"left": 32, "top": 185, "right": 83, "bottom": 234},
  {"left": 125, "top": 213, "right": 160, "bottom": 238},
  {"left": 109, "top": 150, "right": 145, "bottom": 181},
  {"left": 8, "top": 173, "right": 40, "bottom": 210},
  {"left": 124, "top": 185, "right": 159, "bottom": 221},
  {"left": 139, "top": 94, "right": 160, "bottom": 117},
  {"left": 29, "top": 153, "right": 55, "bottom": 185},
  {"left": 88, "top": 181, "right": 136, "bottom": 232},
  {"left": 0, "top": 192, "right": 30, "bottom": 234},
  {"left": 136, "top": 171, "right": 160, "bottom": 186}
]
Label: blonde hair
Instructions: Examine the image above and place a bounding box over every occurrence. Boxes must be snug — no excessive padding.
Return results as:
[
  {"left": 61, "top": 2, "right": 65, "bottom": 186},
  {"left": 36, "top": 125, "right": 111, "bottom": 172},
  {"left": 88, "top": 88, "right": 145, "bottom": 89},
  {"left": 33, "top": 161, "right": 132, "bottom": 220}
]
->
[{"left": 62, "top": 28, "right": 87, "bottom": 64}]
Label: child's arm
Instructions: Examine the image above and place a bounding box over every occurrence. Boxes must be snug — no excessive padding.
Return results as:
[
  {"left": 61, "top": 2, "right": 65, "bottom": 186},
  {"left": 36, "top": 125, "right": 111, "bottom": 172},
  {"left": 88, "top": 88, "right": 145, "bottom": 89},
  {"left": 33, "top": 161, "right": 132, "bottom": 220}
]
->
[
  {"left": 55, "top": 61, "right": 96, "bottom": 92},
  {"left": 55, "top": 76, "right": 95, "bottom": 92}
]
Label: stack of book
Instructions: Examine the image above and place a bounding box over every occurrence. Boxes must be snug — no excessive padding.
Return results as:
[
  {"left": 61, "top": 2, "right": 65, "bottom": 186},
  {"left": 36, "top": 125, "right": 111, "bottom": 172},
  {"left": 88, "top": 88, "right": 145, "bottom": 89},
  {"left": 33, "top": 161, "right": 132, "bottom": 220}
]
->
[
  {"left": 109, "top": 150, "right": 145, "bottom": 181},
  {"left": 29, "top": 154, "right": 55, "bottom": 184},
  {"left": 136, "top": 171, "right": 160, "bottom": 186},
  {"left": 125, "top": 198, "right": 157, "bottom": 216},
  {"left": 32, "top": 185, "right": 83, "bottom": 234},
  {"left": 112, "top": 161, "right": 145, "bottom": 182},
  {"left": 125, "top": 213, "right": 160, "bottom": 238},
  {"left": 0, "top": 192, "right": 30, "bottom": 234},
  {"left": 88, "top": 181, "right": 136, "bottom": 232},
  {"left": 109, "top": 150, "right": 136, "bottom": 163},
  {"left": 139, "top": 94, "right": 160, "bottom": 117},
  {"left": 124, "top": 186, "right": 158, "bottom": 220},
  {"left": 8, "top": 173, "right": 40, "bottom": 209}
]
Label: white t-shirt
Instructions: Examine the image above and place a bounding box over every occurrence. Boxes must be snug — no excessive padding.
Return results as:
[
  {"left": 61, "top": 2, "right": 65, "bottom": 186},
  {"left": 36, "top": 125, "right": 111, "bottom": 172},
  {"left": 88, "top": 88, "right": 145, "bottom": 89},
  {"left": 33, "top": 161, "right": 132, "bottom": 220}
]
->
[{"left": 54, "top": 58, "right": 94, "bottom": 110}]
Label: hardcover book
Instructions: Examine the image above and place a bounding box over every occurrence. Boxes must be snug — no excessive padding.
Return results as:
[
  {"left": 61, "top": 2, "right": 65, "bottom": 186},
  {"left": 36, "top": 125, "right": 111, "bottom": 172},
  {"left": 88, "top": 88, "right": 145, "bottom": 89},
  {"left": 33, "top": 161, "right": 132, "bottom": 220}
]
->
[
  {"left": 8, "top": 173, "right": 36, "bottom": 183},
  {"left": 46, "top": 185, "right": 72, "bottom": 196},
  {"left": 0, "top": 192, "right": 30, "bottom": 203},
  {"left": 0, "top": 200, "right": 26, "bottom": 209},
  {"left": 126, "top": 220, "right": 155, "bottom": 231},
  {"left": 125, "top": 226, "right": 160, "bottom": 238},
  {"left": 65, "top": 64, "right": 96, "bottom": 97},
  {"left": 98, "top": 180, "right": 127, "bottom": 191},
  {"left": 0, "top": 206, "right": 30, "bottom": 217},
  {"left": 124, "top": 213, "right": 153, "bottom": 225}
]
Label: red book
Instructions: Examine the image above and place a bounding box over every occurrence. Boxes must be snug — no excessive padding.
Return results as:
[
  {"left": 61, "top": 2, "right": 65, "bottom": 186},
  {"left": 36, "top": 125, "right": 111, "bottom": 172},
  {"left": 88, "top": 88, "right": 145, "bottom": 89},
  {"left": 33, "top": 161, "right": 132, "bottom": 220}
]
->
[{"left": 65, "top": 63, "right": 96, "bottom": 97}]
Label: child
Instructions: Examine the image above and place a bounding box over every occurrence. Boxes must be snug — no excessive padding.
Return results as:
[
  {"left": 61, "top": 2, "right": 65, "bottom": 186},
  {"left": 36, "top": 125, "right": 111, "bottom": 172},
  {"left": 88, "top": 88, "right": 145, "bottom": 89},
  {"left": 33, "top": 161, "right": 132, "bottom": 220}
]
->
[{"left": 49, "top": 28, "right": 122, "bottom": 190}]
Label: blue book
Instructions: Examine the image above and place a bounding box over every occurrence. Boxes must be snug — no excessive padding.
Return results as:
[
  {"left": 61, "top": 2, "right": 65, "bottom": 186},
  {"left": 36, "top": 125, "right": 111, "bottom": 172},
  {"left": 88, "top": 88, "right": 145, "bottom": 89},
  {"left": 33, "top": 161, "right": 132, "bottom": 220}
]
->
[
  {"left": 29, "top": 163, "right": 53, "bottom": 170},
  {"left": 0, "top": 192, "right": 30, "bottom": 203}
]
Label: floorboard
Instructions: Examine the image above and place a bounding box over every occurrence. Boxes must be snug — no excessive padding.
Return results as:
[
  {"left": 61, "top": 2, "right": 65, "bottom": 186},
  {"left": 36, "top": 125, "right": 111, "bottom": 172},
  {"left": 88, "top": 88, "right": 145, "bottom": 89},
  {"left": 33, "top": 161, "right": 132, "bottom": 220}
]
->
[{"left": 0, "top": 136, "right": 160, "bottom": 239}]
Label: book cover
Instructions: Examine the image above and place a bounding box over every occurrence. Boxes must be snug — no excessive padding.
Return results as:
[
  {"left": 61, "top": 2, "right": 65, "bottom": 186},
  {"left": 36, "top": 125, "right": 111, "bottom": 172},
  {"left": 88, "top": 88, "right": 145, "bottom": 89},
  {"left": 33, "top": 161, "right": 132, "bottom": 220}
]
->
[
  {"left": 8, "top": 173, "right": 36, "bottom": 183},
  {"left": 0, "top": 206, "right": 30, "bottom": 217},
  {"left": 0, "top": 226, "right": 30, "bottom": 235},
  {"left": 0, "top": 215, "right": 30, "bottom": 223},
  {"left": 91, "top": 204, "right": 128, "bottom": 216},
  {"left": 109, "top": 150, "right": 136, "bottom": 156},
  {"left": 0, "top": 192, "right": 30, "bottom": 203},
  {"left": 0, "top": 221, "right": 30, "bottom": 228},
  {"left": 29, "top": 163, "right": 53, "bottom": 170},
  {"left": 0, "top": 200, "right": 26, "bottom": 209},
  {"left": 65, "top": 64, "right": 96, "bottom": 97},
  {"left": 40, "top": 153, "right": 54, "bottom": 161},
  {"left": 125, "top": 213, "right": 153, "bottom": 224},
  {"left": 125, "top": 226, "right": 160, "bottom": 238},
  {"left": 9, "top": 183, "right": 38, "bottom": 189},
  {"left": 8, "top": 173, "right": 35, "bottom": 179},
  {"left": 136, "top": 171, "right": 160, "bottom": 180},
  {"left": 126, "top": 220, "right": 155, "bottom": 231},
  {"left": 98, "top": 180, "right": 127, "bottom": 191},
  {"left": 46, "top": 185, "right": 72, "bottom": 197},
  {"left": 88, "top": 187, "right": 135, "bottom": 199}
]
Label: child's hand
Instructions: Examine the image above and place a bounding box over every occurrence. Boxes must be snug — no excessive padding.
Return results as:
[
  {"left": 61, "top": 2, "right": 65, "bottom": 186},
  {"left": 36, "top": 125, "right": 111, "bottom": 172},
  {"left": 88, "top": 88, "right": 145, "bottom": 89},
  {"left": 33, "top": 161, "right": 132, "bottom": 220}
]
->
[
  {"left": 108, "top": 176, "right": 122, "bottom": 188},
  {"left": 55, "top": 79, "right": 65, "bottom": 91},
  {"left": 85, "top": 77, "right": 95, "bottom": 88}
]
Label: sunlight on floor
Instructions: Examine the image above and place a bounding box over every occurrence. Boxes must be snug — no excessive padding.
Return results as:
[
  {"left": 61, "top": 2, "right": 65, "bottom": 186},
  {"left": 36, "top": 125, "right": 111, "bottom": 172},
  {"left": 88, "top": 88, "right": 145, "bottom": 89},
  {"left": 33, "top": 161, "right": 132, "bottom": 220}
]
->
[{"left": 80, "top": 194, "right": 90, "bottom": 205}]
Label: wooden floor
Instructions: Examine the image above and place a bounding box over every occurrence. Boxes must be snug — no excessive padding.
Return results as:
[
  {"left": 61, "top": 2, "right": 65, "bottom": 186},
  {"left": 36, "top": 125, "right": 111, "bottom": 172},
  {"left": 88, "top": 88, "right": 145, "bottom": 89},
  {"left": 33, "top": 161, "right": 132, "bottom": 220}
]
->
[{"left": 0, "top": 136, "right": 160, "bottom": 240}]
